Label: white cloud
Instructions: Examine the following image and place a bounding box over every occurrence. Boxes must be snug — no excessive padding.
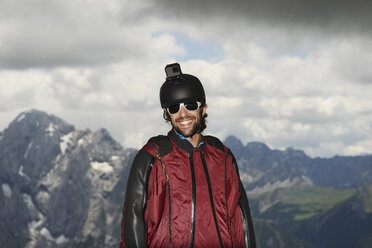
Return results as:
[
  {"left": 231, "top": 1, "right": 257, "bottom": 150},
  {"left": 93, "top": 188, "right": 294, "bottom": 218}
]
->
[
  {"left": 0, "top": 0, "right": 371, "bottom": 157},
  {"left": 0, "top": 0, "right": 183, "bottom": 68}
]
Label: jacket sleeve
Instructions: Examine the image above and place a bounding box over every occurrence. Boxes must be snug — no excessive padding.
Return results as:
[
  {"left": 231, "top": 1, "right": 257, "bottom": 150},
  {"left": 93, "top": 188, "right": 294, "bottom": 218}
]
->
[
  {"left": 228, "top": 150, "right": 256, "bottom": 248},
  {"left": 120, "top": 149, "right": 155, "bottom": 248}
]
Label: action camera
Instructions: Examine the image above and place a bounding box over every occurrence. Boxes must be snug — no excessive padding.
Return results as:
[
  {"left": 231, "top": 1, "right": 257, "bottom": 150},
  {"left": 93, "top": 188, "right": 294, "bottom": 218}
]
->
[{"left": 165, "top": 63, "right": 182, "bottom": 79}]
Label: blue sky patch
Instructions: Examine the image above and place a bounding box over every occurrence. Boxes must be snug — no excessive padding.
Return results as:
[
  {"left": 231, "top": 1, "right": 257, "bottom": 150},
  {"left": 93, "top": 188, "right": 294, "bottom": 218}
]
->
[{"left": 154, "top": 32, "right": 224, "bottom": 62}]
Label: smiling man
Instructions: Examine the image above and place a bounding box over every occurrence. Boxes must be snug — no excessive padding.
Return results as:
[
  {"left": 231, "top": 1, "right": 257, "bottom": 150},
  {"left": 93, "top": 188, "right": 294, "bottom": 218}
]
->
[{"left": 120, "top": 63, "right": 256, "bottom": 248}]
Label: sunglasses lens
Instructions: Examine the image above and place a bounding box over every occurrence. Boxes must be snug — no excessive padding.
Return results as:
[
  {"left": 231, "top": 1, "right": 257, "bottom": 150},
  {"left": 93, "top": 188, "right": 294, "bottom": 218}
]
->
[
  {"left": 167, "top": 101, "right": 200, "bottom": 115},
  {"left": 184, "top": 102, "right": 199, "bottom": 111},
  {"left": 168, "top": 104, "right": 180, "bottom": 114}
]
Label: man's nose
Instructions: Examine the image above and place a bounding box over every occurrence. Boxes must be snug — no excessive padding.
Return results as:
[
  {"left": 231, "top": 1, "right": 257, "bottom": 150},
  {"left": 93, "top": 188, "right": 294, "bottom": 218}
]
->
[{"left": 179, "top": 105, "right": 188, "bottom": 116}]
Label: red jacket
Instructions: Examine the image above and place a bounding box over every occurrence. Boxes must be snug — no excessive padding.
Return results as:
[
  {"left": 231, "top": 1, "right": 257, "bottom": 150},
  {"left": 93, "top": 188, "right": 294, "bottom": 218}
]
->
[{"left": 121, "top": 130, "right": 256, "bottom": 247}]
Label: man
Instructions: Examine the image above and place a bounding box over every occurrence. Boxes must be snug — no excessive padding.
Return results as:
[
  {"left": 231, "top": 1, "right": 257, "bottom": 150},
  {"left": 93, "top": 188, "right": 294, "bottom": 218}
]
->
[{"left": 121, "top": 63, "right": 256, "bottom": 247}]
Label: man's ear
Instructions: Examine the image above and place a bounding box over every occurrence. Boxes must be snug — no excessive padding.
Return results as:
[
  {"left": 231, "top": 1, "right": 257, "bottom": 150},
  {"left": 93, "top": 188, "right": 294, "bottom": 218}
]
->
[{"left": 202, "top": 104, "right": 207, "bottom": 116}]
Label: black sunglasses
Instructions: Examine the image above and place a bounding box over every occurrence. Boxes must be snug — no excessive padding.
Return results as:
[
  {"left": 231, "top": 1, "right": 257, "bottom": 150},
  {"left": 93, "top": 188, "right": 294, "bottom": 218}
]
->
[{"left": 166, "top": 101, "right": 202, "bottom": 115}]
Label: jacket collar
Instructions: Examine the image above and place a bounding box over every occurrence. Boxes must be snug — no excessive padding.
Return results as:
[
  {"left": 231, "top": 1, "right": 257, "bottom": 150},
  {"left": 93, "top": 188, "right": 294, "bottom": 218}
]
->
[{"left": 168, "top": 129, "right": 205, "bottom": 153}]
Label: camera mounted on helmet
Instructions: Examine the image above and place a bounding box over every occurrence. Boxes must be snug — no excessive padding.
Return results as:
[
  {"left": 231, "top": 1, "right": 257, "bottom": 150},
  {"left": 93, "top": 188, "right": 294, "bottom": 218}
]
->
[
  {"left": 165, "top": 63, "right": 182, "bottom": 79},
  {"left": 160, "top": 63, "right": 206, "bottom": 109}
]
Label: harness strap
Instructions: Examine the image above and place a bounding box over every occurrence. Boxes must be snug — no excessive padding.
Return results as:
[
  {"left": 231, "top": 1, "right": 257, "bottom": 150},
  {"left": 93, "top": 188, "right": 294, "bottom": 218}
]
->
[{"left": 147, "top": 142, "right": 172, "bottom": 243}]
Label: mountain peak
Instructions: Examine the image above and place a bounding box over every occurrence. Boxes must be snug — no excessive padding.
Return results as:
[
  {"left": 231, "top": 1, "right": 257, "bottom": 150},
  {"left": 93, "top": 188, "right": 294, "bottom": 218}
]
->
[
  {"left": 13, "top": 109, "right": 65, "bottom": 124},
  {"left": 246, "top": 141, "right": 271, "bottom": 153},
  {"left": 7, "top": 109, "right": 75, "bottom": 138},
  {"left": 14, "top": 109, "right": 52, "bottom": 122},
  {"left": 284, "top": 147, "right": 308, "bottom": 158},
  {"left": 224, "top": 135, "right": 246, "bottom": 156},
  {"left": 224, "top": 135, "right": 244, "bottom": 148}
]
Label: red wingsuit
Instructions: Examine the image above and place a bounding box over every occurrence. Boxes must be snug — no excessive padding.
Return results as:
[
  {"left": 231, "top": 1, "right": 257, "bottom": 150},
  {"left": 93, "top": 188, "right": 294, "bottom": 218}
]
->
[{"left": 121, "top": 130, "right": 256, "bottom": 247}]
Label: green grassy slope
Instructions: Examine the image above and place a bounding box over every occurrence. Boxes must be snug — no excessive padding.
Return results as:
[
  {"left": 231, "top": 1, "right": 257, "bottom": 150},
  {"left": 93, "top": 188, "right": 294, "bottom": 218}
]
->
[
  {"left": 249, "top": 184, "right": 372, "bottom": 248},
  {"left": 253, "top": 219, "right": 315, "bottom": 248}
]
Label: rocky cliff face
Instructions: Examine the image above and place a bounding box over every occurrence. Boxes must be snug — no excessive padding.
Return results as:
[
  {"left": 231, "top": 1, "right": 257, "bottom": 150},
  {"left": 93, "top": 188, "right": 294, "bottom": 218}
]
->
[{"left": 0, "top": 110, "right": 135, "bottom": 248}]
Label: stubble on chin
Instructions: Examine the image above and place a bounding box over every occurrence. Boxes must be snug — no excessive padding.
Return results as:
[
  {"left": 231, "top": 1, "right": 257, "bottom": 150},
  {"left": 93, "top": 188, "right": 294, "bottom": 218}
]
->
[{"left": 172, "top": 116, "right": 200, "bottom": 138}]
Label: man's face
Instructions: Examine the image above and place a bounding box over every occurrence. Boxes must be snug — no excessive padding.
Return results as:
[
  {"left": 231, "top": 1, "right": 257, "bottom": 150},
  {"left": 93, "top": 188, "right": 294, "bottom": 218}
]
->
[{"left": 169, "top": 104, "right": 206, "bottom": 138}]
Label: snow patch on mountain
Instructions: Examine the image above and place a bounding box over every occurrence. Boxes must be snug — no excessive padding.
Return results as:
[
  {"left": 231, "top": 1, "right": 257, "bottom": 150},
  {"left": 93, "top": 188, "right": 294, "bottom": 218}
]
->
[
  {"left": 26, "top": 208, "right": 47, "bottom": 248},
  {"left": 2, "top": 183, "right": 12, "bottom": 198},
  {"left": 111, "top": 155, "right": 120, "bottom": 160},
  {"left": 78, "top": 138, "right": 85, "bottom": 146},
  {"left": 91, "top": 161, "right": 113, "bottom": 173},
  {"left": 28, "top": 219, "right": 43, "bottom": 236},
  {"left": 23, "top": 193, "right": 36, "bottom": 210},
  {"left": 28, "top": 217, "right": 44, "bottom": 248},
  {"left": 25, "top": 189, "right": 69, "bottom": 247},
  {"left": 60, "top": 132, "right": 73, "bottom": 154},
  {"left": 45, "top": 123, "right": 57, "bottom": 137},
  {"left": 104, "top": 214, "right": 116, "bottom": 246},
  {"left": 16, "top": 113, "right": 26, "bottom": 122},
  {"left": 40, "top": 227, "right": 68, "bottom": 245},
  {"left": 18, "top": 165, "right": 30, "bottom": 180},
  {"left": 24, "top": 140, "right": 33, "bottom": 158},
  {"left": 36, "top": 190, "right": 51, "bottom": 208},
  {"left": 40, "top": 228, "right": 54, "bottom": 241},
  {"left": 55, "top": 235, "right": 69, "bottom": 245},
  {"left": 40, "top": 162, "right": 66, "bottom": 192},
  {"left": 39, "top": 228, "right": 69, "bottom": 244}
]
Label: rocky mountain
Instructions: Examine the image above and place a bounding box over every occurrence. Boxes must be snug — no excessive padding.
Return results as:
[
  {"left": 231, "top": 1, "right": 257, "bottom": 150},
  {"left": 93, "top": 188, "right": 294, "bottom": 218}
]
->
[
  {"left": 224, "top": 136, "right": 372, "bottom": 247},
  {"left": 1, "top": 110, "right": 372, "bottom": 248},
  {"left": 0, "top": 110, "right": 135, "bottom": 248},
  {"left": 224, "top": 135, "right": 372, "bottom": 194}
]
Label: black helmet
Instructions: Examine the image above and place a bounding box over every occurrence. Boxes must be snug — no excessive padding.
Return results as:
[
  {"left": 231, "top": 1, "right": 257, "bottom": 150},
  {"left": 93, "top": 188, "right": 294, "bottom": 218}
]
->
[{"left": 160, "top": 63, "right": 206, "bottom": 108}]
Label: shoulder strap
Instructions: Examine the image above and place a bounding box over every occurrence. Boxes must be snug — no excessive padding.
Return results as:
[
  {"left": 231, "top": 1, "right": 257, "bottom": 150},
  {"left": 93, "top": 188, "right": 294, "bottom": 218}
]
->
[
  {"left": 147, "top": 135, "right": 173, "bottom": 157},
  {"left": 204, "top": 135, "right": 226, "bottom": 152},
  {"left": 145, "top": 135, "right": 173, "bottom": 242}
]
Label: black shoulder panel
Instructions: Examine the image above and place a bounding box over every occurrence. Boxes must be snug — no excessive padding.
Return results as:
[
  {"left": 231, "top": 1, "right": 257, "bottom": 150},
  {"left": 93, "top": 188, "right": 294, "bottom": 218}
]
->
[
  {"left": 204, "top": 135, "right": 225, "bottom": 152},
  {"left": 227, "top": 148, "right": 256, "bottom": 248},
  {"left": 123, "top": 150, "right": 155, "bottom": 247},
  {"left": 227, "top": 149, "right": 237, "bottom": 165},
  {"left": 148, "top": 135, "right": 173, "bottom": 157}
]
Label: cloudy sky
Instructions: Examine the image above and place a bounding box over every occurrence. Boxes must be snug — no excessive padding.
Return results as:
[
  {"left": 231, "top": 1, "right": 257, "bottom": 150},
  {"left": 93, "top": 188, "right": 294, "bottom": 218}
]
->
[{"left": 1, "top": 0, "right": 372, "bottom": 157}]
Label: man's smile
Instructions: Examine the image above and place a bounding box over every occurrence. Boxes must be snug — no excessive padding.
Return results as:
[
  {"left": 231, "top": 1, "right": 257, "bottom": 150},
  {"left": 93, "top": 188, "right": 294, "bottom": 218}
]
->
[{"left": 178, "top": 118, "right": 193, "bottom": 128}]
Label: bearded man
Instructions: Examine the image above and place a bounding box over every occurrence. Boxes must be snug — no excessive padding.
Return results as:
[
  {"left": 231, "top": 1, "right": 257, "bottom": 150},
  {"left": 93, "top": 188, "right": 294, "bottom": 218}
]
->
[{"left": 120, "top": 63, "right": 256, "bottom": 248}]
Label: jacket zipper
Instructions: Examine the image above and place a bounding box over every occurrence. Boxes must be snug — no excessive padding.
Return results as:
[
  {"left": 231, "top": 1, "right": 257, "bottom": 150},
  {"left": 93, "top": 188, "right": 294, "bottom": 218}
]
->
[
  {"left": 188, "top": 151, "right": 196, "bottom": 248},
  {"left": 162, "top": 159, "right": 172, "bottom": 244}
]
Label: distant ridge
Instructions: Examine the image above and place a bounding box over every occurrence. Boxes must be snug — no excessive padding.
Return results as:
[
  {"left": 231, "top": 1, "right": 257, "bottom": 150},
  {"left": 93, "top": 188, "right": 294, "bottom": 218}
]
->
[{"left": 224, "top": 134, "right": 372, "bottom": 194}]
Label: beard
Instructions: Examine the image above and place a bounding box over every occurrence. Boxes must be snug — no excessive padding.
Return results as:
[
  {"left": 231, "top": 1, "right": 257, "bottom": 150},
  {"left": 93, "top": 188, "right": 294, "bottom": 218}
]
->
[{"left": 171, "top": 115, "right": 201, "bottom": 138}]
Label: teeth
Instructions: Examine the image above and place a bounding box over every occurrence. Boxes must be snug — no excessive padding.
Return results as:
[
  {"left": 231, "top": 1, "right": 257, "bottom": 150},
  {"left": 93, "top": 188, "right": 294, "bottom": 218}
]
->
[{"left": 180, "top": 120, "right": 192, "bottom": 125}]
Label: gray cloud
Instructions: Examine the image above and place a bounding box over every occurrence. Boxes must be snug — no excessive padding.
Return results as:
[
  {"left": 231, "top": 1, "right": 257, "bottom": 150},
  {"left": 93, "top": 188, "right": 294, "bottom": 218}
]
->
[
  {"left": 155, "top": 0, "right": 372, "bottom": 35},
  {"left": 0, "top": 1, "right": 163, "bottom": 69}
]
